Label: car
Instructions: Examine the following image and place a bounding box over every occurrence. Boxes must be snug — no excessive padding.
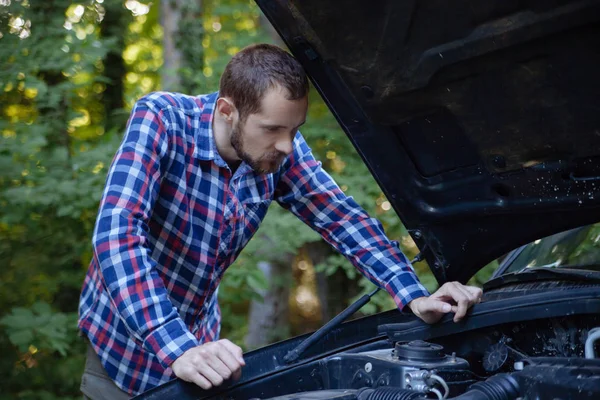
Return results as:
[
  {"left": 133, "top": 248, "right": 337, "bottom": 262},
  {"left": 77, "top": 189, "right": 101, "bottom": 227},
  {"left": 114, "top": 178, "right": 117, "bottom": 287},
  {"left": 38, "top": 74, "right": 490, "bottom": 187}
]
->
[{"left": 134, "top": 0, "right": 600, "bottom": 398}]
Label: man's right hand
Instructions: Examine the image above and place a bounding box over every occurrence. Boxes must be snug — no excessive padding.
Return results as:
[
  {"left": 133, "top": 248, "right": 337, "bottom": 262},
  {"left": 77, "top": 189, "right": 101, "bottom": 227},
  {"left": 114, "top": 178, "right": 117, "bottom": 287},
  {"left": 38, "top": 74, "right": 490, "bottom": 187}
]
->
[{"left": 171, "top": 339, "right": 245, "bottom": 390}]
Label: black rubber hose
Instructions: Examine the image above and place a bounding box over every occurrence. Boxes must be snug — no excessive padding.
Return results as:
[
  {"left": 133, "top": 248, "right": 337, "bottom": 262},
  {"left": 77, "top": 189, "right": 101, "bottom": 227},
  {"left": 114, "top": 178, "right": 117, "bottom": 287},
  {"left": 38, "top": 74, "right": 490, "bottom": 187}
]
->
[
  {"left": 356, "top": 387, "right": 425, "bottom": 400},
  {"left": 352, "top": 373, "right": 519, "bottom": 400},
  {"left": 448, "top": 374, "right": 520, "bottom": 400}
]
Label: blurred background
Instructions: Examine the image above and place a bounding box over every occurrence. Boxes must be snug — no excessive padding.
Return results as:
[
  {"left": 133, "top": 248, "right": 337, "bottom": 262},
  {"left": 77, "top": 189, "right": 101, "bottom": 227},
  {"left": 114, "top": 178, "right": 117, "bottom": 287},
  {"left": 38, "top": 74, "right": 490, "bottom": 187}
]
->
[{"left": 0, "top": 1, "right": 496, "bottom": 398}]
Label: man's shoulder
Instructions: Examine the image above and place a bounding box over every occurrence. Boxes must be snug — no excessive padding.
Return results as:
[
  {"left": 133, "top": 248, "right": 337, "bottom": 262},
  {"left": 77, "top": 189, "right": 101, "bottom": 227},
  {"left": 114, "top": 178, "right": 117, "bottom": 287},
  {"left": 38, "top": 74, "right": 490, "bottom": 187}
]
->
[
  {"left": 278, "top": 131, "right": 316, "bottom": 173},
  {"left": 135, "top": 91, "right": 218, "bottom": 116},
  {"left": 291, "top": 130, "right": 313, "bottom": 159}
]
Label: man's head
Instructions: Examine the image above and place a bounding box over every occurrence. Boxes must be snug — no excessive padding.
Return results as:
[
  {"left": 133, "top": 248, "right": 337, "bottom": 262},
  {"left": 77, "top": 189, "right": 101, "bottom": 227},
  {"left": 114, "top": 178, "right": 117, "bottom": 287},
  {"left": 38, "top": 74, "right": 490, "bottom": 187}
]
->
[{"left": 215, "top": 44, "right": 309, "bottom": 174}]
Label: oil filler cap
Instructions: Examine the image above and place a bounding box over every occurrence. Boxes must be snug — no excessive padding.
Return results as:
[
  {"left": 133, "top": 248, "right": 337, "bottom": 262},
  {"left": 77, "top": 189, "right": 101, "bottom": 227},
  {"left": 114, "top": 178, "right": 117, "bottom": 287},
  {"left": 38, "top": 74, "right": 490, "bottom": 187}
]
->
[{"left": 394, "top": 340, "right": 445, "bottom": 361}]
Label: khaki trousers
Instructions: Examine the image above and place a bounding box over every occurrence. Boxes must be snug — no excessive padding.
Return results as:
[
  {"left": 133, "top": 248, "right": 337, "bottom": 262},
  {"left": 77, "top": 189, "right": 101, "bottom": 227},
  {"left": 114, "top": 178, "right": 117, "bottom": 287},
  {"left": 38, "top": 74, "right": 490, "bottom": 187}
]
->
[{"left": 80, "top": 341, "right": 131, "bottom": 400}]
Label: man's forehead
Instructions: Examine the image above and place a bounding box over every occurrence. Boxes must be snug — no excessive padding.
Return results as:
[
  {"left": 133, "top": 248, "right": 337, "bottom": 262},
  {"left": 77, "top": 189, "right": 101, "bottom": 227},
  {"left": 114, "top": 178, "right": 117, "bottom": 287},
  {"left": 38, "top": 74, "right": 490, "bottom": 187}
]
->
[
  {"left": 253, "top": 90, "right": 307, "bottom": 126},
  {"left": 254, "top": 111, "right": 306, "bottom": 128}
]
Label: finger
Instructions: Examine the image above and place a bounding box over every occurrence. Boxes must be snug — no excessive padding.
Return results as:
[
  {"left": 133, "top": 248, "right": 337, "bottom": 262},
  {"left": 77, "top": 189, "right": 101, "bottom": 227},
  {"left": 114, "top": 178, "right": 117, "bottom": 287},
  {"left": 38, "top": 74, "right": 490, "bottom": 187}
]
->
[
  {"left": 173, "top": 365, "right": 197, "bottom": 382},
  {"left": 465, "top": 286, "right": 483, "bottom": 302},
  {"left": 219, "top": 339, "right": 246, "bottom": 365},
  {"left": 174, "top": 365, "right": 212, "bottom": 390},
  {"left": 458, "top": 285, "right": 482, "bottom": 308},
  {"left": 452, "top": 295, "right": 470, "bottom": 322},
  {"left": 197, "top": 364, "right": 224, "bottom": 387},
  {"left": 214, "top": 346, "right": 243, "bottom": 376},
  {"left": 455, "top": 283, "right": 478, "bottom": 304},
  {"left": 190, "top": 372, "right": 212, "bottom": 390},
  {"left": 433, "top": 282, "right": 459, "bottom": 301},
  {"left": 445, "top": 283, "right": 470, "bottom": 322},
  {"left": 425, "top": 300, "right": 452, "bottom": 314},
  {"left": 232, "top": 367, "right": 242, "bottom": 382},
  {"left": 207, "top": 352, "right": 233, "bottom": 380}
]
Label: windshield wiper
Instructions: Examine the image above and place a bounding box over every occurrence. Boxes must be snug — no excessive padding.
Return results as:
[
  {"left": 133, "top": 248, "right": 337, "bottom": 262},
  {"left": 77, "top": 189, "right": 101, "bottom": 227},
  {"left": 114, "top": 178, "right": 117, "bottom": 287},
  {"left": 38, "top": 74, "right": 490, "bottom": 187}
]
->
[
  {"left": 485, "top": 267, "right": 600, "bottom": 290},
  {"left": 515, "top": 260, "right": 562, "bottom": 273}
]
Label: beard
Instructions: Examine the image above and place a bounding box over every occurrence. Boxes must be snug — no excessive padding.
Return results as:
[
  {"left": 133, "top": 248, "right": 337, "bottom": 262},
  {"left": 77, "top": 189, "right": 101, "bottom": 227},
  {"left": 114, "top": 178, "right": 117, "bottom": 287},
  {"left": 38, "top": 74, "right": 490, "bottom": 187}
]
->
[{"left": 230, "top": 122, "right": 285, "bottom": 174}]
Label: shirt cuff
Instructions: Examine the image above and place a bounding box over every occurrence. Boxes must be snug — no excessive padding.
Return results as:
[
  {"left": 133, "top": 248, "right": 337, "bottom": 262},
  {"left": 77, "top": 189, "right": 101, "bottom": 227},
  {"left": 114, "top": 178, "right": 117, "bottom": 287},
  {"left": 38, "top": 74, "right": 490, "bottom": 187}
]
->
[
  {"left": 383, "top": 273, "right": 430, "bottom": 311},
  {"left": 143, "top": 318, "right": 199, "bottom": 368}
]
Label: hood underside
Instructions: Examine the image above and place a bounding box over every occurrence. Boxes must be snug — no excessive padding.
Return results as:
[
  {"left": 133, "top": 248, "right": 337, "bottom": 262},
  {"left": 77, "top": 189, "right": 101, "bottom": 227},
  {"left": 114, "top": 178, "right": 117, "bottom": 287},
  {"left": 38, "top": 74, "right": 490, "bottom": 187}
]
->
[{"left": 256, "top": 0, "right": 600, "bottom": 283}]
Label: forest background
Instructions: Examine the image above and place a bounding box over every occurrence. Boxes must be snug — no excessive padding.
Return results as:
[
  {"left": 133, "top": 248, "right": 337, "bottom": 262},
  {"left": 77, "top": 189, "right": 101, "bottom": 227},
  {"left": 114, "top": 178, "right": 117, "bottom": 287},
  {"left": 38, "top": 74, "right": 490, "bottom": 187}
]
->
[{"left": 0, "top": 1, "right": 496, "bottom": 398}]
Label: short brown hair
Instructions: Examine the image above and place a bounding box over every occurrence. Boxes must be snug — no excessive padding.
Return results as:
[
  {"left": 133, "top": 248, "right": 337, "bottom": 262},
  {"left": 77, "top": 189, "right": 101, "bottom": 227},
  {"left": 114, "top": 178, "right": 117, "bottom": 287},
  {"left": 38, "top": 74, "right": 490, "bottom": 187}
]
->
[{"left": 219, "top": 43, "right": 309, "bottom": 121}]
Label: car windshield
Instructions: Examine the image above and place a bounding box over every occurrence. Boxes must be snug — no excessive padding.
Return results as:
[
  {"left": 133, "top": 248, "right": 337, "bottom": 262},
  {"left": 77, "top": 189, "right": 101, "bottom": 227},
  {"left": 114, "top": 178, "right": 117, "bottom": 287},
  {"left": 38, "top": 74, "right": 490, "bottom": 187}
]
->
[{"left": 501, "top": 223, "right": 600, "bottom": 275}]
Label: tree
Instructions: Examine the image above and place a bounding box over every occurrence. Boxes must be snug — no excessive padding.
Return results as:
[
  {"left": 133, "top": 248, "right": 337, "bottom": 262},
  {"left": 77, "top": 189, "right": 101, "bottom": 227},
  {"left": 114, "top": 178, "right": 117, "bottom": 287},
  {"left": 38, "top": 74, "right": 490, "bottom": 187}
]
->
[
  {"left": 99, "top": 0, "right": 129, "bottom": 133},
  {"left": 160, "top": 0, "right": 203, "bottom": 92},
  {"left": 0, "top": 1, "right": 441, "bottom": 398},
  {"left": 0, "top": 1, "right": 131, "bottom": 398}
]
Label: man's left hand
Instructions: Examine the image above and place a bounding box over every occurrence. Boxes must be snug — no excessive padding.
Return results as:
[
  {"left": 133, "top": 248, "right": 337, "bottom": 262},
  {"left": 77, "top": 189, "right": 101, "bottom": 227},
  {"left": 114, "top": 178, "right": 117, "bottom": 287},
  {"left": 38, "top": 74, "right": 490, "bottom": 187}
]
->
[{"left": 407, "top": 282, "right": 483, "bottom": 324}]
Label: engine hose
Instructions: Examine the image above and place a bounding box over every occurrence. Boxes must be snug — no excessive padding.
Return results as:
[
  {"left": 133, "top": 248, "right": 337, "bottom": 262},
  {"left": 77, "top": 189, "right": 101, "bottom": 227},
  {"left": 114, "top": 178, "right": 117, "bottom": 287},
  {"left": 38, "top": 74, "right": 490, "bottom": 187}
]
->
[
  {"left": 585, "top": 327, "right": 600, "bottom": 359},
  {"left": 356, "top": 374, "right": 519, "bottom": 400},
  {"left": 356, "top": 387, "right": 426, "bottom": 400},
  {"left": 446, "top": 374, "right": 520, "bottom": 400}
]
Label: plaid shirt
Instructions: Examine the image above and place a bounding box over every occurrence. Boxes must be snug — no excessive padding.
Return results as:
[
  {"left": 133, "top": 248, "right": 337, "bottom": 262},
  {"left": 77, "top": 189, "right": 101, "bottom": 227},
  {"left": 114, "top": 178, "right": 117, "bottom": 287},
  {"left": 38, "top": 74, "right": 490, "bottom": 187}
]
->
[{"left": 78, "top": 91, "right": 429, "bottom": 395}]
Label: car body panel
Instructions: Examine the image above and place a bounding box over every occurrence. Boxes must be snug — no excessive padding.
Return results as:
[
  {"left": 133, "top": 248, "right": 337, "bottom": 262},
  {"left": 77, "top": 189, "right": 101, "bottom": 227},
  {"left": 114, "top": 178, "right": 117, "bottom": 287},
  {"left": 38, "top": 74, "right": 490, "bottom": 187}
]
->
[
  {"left": 133, "top": 286, "right": 600, "bottom": 399},
  {"left": 133, "top": 2, "right": 600, "bottom": 398},
  {"left": 255, "top": 0, "right": 600, "bottom": 283}
]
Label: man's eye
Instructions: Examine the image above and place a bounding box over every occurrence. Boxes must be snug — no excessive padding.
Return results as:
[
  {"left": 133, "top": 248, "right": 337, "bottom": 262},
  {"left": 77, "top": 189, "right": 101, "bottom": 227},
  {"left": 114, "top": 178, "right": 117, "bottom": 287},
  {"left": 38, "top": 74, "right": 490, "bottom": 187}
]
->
[{"left": 266, "top": 127, "right": 279, "bottom": 132}]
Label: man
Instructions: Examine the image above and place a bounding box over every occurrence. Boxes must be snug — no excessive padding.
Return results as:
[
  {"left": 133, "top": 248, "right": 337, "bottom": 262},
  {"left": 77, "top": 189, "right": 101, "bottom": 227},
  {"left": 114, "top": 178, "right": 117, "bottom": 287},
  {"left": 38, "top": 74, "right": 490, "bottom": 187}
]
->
[{"left": 78, "top": 43, "right": 482, "bottom": 399}]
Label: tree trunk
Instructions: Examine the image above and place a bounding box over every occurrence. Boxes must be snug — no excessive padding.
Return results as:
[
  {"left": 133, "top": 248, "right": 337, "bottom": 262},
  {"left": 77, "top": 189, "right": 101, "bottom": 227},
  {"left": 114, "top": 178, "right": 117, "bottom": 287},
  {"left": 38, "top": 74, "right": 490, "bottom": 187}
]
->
[
  {"left": 29, "top": 1, "right": 70, "bottom": 156},
  {"left": 160, "top": 0, "right": 184, "bottom": 91},
  {"left": 245, "top": 258, "right": 292, "bottom": 349},
  {"left": 305, "top": 241, "right": 334, "bottom": 322},
  {"left": 160, "top": 0, "right": 203, "bottom": 93},
  {"left": 99, "top": 1, "right": 128, "bottom": 133}
]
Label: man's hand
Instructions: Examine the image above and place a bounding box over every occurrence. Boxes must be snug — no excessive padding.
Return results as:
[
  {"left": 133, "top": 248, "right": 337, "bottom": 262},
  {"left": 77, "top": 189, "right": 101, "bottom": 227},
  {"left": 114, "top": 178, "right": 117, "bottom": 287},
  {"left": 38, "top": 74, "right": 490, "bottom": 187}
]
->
[
  {"left": 408, "top": 282, "right": 482, "bottom": 324},
  {"left": 171, "top": 339, "right": 245, "bottom": 390}
]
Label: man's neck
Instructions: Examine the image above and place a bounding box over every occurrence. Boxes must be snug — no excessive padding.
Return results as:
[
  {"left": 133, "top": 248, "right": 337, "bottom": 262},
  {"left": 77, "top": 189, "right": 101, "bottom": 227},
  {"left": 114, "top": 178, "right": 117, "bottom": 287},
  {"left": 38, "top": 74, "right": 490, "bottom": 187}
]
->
[{"left": 212, "top": 110, "right": 240, "bottom": 167}]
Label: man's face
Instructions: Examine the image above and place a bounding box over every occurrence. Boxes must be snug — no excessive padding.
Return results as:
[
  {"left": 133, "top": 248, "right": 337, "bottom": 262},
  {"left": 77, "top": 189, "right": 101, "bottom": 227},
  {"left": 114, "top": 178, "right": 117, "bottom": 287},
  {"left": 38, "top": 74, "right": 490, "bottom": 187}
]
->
[{"left": 231, "top": 86, "right": 308, "bottom": 174}]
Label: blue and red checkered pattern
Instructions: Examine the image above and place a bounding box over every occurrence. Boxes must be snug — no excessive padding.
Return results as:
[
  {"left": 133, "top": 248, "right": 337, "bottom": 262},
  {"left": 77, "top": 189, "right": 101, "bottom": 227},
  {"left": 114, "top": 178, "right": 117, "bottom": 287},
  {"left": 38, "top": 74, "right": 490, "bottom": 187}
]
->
[{"left": 78, "top": 91, "right": 429, "bottom": 395}]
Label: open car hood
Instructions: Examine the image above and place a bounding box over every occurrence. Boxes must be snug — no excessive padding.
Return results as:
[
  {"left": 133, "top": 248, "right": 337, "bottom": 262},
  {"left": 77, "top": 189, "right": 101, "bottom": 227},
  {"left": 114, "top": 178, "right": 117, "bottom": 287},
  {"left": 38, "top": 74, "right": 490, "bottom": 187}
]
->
[{"left": 257, "top": 0, "right": 600, "bottom": 284}]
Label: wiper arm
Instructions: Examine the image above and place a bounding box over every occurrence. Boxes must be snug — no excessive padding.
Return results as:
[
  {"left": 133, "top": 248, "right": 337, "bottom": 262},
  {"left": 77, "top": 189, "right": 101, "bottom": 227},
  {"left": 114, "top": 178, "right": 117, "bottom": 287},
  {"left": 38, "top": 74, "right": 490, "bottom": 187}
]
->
[
  {"left": 283, "top": 288, "right": 380, "bottom": 364},
  {"left": 515, "top": 260, "right": 562, "bottom": 273},
  {"left": 485, "top": 267, "right": 600, "bottom": 290}
]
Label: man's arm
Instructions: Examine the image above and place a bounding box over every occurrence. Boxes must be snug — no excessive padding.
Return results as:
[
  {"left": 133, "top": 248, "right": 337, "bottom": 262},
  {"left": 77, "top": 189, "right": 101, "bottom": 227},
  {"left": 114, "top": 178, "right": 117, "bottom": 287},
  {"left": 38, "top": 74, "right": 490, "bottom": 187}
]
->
[
  {"left": 275, "top": 133, "right": 481, "bottom": 322},
  {"left": 93, "top": 98, "right": 243, "bottom": 389},
  {"left": 93, "top": 99, "right": 198, "bottom": 365},
  {"left": 275, "top": 133, "right": 429, "bottom": 310}
]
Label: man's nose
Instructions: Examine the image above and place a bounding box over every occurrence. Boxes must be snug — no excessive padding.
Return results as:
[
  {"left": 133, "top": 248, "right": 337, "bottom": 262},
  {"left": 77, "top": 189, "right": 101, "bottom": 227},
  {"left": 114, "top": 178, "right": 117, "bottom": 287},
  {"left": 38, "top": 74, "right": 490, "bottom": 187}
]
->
[{"left": 275, "top": 139, "right": 293, "bottom": 155}]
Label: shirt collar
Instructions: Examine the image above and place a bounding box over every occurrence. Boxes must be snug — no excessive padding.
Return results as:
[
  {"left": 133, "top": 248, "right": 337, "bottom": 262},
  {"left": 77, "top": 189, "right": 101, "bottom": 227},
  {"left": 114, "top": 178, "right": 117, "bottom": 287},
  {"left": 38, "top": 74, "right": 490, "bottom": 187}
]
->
[{"left": 195, "top": 91, "right": 229, "bottom": 167}]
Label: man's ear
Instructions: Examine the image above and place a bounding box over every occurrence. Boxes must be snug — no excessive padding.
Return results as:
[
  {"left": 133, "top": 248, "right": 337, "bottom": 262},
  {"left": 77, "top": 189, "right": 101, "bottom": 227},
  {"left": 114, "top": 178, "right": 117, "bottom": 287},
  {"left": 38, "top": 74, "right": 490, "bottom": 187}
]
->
[{"left": 216, "top": 97, "right": 236, "bottom": 122}]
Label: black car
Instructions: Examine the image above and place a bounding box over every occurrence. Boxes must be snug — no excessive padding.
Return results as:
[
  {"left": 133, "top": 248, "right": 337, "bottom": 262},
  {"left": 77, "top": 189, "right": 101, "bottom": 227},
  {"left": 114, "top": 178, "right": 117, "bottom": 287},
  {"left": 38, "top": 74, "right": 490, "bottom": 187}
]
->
[{"left": 135, "top": 1, "right": 600, "bottom": 398}]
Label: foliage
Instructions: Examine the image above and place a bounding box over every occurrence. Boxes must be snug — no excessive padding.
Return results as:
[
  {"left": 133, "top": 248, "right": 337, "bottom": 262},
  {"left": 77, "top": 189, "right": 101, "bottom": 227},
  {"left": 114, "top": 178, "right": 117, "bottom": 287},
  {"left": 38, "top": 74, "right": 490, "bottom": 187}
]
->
[
  {"left": 569, "top": 223, "right": 600, "bottom": 265},
  {"left": 0, "top": 0, "right": 507, "bottom": 398},
  {"left": 1, "top": 302, "right": 78, "bottom": 357},
  {"left": 0, "top": 0, "right": 131, "bottom": 397}
]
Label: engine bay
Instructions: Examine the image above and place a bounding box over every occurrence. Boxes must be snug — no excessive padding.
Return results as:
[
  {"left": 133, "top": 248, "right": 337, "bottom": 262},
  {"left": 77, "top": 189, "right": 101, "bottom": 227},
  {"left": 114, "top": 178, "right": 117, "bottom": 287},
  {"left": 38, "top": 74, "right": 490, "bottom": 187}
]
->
[
  {"left": 131, "top": 283, "right": 600, "bottom": 399},
  {"left": 254, "top": 314, "right": 600, "bottom": 400}
]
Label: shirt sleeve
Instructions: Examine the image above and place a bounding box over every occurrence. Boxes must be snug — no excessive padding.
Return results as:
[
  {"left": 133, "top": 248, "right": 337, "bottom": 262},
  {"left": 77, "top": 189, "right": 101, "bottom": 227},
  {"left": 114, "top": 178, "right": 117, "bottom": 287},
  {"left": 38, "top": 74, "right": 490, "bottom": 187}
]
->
[
  {"left": 275, "top": 133, "right": 430, "bottom": 310},
  {"left": 92, "top": 98, "right": 198, "bottom": 368}
]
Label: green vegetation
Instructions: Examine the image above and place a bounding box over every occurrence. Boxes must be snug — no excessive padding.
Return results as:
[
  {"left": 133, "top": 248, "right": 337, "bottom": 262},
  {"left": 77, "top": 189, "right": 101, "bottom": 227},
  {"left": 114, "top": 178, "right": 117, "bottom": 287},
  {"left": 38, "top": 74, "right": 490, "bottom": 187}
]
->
[{"left": 0, "top": 1, "right": 498, "bottom": 398}]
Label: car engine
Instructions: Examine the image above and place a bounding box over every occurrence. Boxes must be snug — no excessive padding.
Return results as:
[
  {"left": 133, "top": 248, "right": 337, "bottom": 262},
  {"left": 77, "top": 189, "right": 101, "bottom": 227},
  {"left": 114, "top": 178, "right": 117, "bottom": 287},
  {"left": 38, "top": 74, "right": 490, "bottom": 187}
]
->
[{"left": 257, "top": 314, "right": 600, "bottom": 400}]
